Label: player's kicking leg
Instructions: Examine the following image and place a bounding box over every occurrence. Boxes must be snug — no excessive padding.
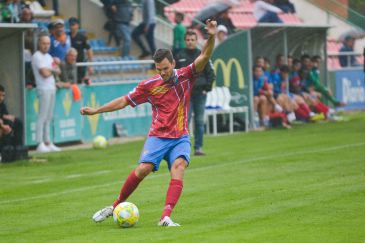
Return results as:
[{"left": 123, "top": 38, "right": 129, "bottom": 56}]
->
[
  {"left": 92, "top": 163, "right": 153, "bottom": 222},
  {"left": 158, "top": 157, "right": 188, "bottom": 227}
]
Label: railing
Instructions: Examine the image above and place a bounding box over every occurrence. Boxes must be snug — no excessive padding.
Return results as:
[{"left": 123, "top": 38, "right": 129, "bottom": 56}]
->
[
  {"left": 327, "top": 51, "right": 364, "bottom": 70},
  {"left": 76, "top": 60, "right": 154, "bottom": 84}
]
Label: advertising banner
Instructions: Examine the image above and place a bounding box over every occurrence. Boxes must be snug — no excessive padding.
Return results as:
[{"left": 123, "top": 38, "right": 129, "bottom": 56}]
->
[{"left": 334, "top": 69, "right": 365, "bottom": 110}]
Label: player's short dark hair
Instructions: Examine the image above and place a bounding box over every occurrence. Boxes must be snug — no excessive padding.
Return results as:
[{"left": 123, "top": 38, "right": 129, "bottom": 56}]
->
[
  {"left": 153, "top": 49, "right": 174, "bottom": 63},
  {"left": 280, "top": 65, "right": 290, "bottom": 73},
  {"left": 184, "top": 29, "right": 197, "bottom": 39},
  {"left": 0, "top": 84, "right": 4, "bottom": 92}
]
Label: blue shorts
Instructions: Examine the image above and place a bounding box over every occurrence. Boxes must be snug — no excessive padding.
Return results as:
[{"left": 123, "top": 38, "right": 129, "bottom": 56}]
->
[{"left": 139, "top": 135, "right": 191, "bottom": 172}]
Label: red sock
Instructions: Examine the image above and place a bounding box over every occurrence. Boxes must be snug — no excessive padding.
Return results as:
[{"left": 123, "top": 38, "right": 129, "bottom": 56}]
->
[
  {"left": 295, "top": 104, "right": 310, "bottom": 120},
  {"left": 160, "top": 179, "right": 183, "bottom": 220},
  {"left": 113, "top": 170, "right": 143, "bottom": 208},
  {"left": 314, "top": 102, "right": 329, "bottom": 116},
  {"left": 300, "top": 103, "right": 311, "bottom": 114}
]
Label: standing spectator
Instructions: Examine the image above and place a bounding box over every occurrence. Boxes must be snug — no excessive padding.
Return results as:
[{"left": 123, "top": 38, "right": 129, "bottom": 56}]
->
[
  {"left": 31, "top": 35, "right": 61, "bottom": 152},
  {"left": 175, "top": 30, "right": 215, "bottom": 156},
  {"left": 253, "top": 0, "right": 283, "bottom": 23},
  {"left": 216, "top": 9, "right": 236, "bottom": 35},
  {"left": 59, "top": 48, "right": 78, "bottom": 88},
  {"left": 49, "top": 19, "right": 71, "bottom": 61},
  {"left": 172, "top": 12, "right": 186, "bottom": 56},
  {"left": 215, "top": 25, "right": 228, "bottom": 47},
  {"left": 274, "top": 0, "right": 296, "bottom": 13},
  {"left": 101, "top": 0, "right": 119, "bottom": 46},
  {"left": 132, "top": 0, "right": 156, "bottom": 58},
  {"left": 0, "top": 85, "right": 24, "bottom": 149},
  {"left": 339, "top": 35, "right": 358, "bottom": 67},
  {"left": 110, "top": 0, "right": 133, "bottom": 57},
  {"left": 21, "top": 7, "right": 36, "bottom": 88},
  {"left": 69, "top": 17, "right": 94, "bottom": 84}
]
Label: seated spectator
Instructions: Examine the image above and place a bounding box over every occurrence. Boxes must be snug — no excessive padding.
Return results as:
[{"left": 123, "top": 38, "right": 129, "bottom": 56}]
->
[
  {"left": 252, "top": 65, "right": 270, "bottom": 127},
  {"left": 272, "top": 54, "right": 285, "bottom": 74},
  {"left": 59, "top": 48, "right": 78, "bottom": 88},
  {"left": 339, "top": 35, "right": 359, "bottom": 67},
  {"left": 253, "top": 0, "right": 283, "bottom": 23},
  {"left": 273, "top": 0, "right": 296, "bottom": 13},
  {"left": 308, "top": 55, "right": 345, "bottom": 107},
  {"left": 287, "top": 55, "right": 293, "bottom": 69},
  {"left": 172, "top": 12, "right": 186, "bottom": 56},
  {"left": 69, "top": 17, "right": 93, "bottom": 84},
  {"left": 215, "top": 25, "right": 228, "bottom": 47},
  {"left": 216, "top": 9, "right": 236, "bottom": 35},
  {"left": 270, "top": 65, "right": 314, "bottom": 124},
  {"left": 0, "top": 0, "right": 23, "bottom": 23},
  {"left": 289, "top": 58, "right": 303, "bottom": 94},
  {"left": 0, "top": 85, "right": 24, "bottom": 150},
  {"left": 263, "top": 57, "right": 271, "bottom": 78},
  {"left": 49, "top": 19, "right": 71, "bottom": 61}
]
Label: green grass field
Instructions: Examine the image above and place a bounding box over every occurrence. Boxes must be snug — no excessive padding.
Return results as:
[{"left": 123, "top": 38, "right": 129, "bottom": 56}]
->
[{"left": 1, "top": 113, "right": 365, "bottom": 242}]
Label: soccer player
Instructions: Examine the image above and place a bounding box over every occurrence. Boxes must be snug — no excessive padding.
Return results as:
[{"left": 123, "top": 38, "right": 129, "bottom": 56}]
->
[{"left": 80, "top": 20, "right": 217, "bottom": 227}]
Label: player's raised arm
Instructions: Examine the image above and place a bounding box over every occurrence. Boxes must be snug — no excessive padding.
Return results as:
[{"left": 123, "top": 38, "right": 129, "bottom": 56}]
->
[
  {"left": 80, "top": 96, "right": 129, "bottom": 116},
  {"left": 194, "top": 20, "right": 217, "bottom": 73}
]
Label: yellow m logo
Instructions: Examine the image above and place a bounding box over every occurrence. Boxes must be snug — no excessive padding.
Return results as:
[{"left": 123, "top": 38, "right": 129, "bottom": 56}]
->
[{"left": 213, "top": 58, "right": 245, "bottom": 89}]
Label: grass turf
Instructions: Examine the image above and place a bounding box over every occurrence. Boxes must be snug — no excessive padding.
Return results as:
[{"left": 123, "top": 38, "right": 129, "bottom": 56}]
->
[{"left": 0, "top": 113, "right": 364, "bottom": 242}]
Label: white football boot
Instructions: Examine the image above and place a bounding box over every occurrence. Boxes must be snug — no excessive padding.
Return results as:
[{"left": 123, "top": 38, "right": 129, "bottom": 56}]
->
[
  {"left": 92, "top": 206, "right": 113, "bottom": 222},
  {"left": 158, "top": 216, "right": 181, "bottom": 227}
]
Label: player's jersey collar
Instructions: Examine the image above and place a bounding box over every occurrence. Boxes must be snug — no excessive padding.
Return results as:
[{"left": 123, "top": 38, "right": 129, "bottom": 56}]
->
[{"left": 165, "top": 69, "right": 178, "bottom": 84}]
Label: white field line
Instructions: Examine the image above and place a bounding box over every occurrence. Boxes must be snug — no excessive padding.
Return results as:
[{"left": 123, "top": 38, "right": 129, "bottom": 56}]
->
[{"left": 0, "top": 142, "right": 364, "bottom": 205}]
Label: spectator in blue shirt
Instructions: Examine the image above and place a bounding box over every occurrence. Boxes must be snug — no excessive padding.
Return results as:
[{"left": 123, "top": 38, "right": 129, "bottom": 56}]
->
[
  {"left": 339, "top": 35, "right": 359, "bottom": 67},
  {"left": 49, "top": 19, "right": 71, "bottom": 61}
]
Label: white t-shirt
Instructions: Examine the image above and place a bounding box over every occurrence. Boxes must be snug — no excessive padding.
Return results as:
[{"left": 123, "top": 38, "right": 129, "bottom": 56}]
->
[
  {"left": 253, "top": 0, "right": 283, "bottom": 20},
  {"left": 31, "top": 51, "right": 56, "bottom": 91}
]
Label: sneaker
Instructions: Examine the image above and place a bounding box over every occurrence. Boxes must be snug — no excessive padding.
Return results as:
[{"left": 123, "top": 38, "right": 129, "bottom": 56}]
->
[
  {"left": 194, "top": 149, "right": 206, "bottom": 156},
  {"left": 287, "top": 112, "right": 296, "bottom": 123},
  {"left": 310, "top": 113, "right": 325, "bottom": 122},
  {"left": 92, "top": 206, "right": 113, "bottom": 223},
  {"left": 48, "top": 143, "right": 61, "bottom": 152},
  {"left": 158, "top": 216, "right": 181, "bottom": 227},
  {"left": 36, "top": 142, "right": 51, "bottom": 153}
]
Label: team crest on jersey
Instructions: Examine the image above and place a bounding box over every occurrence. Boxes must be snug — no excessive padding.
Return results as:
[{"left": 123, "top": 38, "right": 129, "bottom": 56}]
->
[{"left": 150, "top": 85, "right": 169, "bottom": 96}]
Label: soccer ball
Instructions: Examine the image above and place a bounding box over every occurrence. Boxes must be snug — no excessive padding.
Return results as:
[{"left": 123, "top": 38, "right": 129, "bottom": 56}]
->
[
  {"left": 113, "top": 202, "right": 139, "bottom": 228},
  {"left": 92, "top": 135, "right": 107, "bottom": 149}
]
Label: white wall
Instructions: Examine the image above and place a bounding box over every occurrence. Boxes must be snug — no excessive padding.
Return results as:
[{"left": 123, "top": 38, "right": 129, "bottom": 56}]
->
[{"left": 291, "top": 0, "right": 364, "bottom": 52}]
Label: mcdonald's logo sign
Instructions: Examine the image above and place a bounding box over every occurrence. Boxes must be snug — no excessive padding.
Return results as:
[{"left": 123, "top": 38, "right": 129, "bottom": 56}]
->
[{"left": 213, "top": 58, "right": 245, "bottom": 89}]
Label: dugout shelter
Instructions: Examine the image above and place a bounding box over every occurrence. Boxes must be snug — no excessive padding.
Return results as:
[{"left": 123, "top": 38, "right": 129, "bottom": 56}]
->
[
  {"left": 0, "top": 23, "right": 37, "bottom": 141},
  {"left": 211, "top": 24, "right": 330, "bottom": 128}
]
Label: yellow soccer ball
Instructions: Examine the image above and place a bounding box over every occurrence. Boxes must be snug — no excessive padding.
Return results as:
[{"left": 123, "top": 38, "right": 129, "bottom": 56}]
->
[
  {"left": 113, "top": 202, "right": 139, "bottom": 228},
  {"left": 92, "top": 135, "right": 108, "bottom": 149}
]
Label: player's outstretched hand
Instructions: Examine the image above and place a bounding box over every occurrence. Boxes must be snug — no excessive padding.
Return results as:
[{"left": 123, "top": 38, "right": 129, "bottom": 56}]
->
[
  {"left": 205, "top": 19, "right": 217, "bottom": 36},
  {"left": 80, "top": 107, "right": 97, "bottom": 116}
]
